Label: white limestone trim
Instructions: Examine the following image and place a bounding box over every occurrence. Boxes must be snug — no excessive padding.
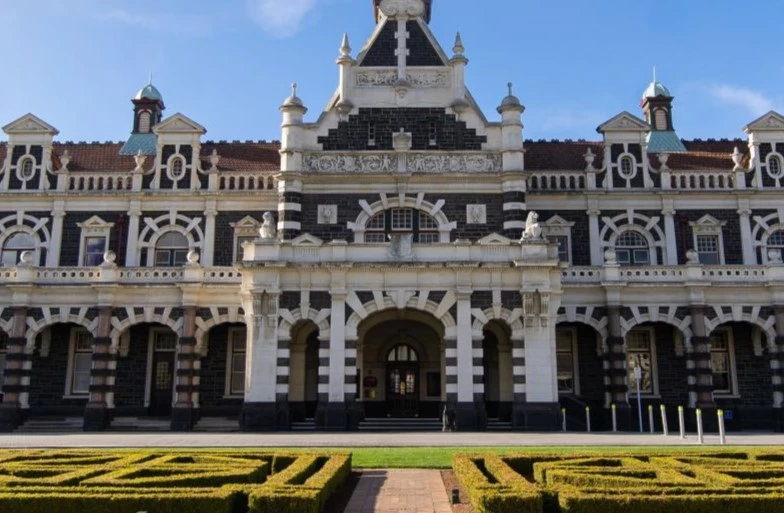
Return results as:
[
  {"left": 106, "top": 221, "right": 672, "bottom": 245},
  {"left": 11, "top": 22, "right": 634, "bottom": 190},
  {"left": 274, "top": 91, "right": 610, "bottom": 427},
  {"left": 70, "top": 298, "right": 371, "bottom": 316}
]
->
[
  {"left": 109, "top": 307, "right": 183, "bottom": 347},
  {"left": 348, "top": 194, "right": 457, "bottom": 243},
  {"left": 278, "top": 308, "right": 331, "bottom": 341},
  {"left": 344, "top": 292, "right": 457, "bottom": 342},
  {"left": 0, "top": 212, "right": 51, "bottom": 267},
  {"left": 25, "top": 307, "right": 98, "bottom": 346},
  {"left": 470, "top": 307, "right": 524, "bottom": 340},
  {"left": 556, "top": 306, "right": 609, "bottom": 340},
  {"left": 619, "top": 305, "right": 693, "bottom": 340},
  {"left": 503, "top": 221, "right": 525, "bottom": 230},
  {"left": 194, "top": 306, "right": 246, "bottom": 355},
  {"left": 704, "top": 306, "right": 776, "bottom": 346},
  {"left": 752, "top": 213, "right": 784, "bottom": 263},
  {"left": 600, "top": 211, "right": 666, "bottom": 265},
  {"left": 137, "top": 212, "right": 204, "bottom": 267}
]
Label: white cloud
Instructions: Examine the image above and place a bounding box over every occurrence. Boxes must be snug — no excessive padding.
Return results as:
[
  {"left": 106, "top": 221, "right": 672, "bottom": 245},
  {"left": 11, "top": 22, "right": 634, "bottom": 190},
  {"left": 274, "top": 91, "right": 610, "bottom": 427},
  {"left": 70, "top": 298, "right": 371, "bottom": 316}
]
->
[
  {"left": 707, "top": 84, "right": 775, "bottom": 116},
  {"left": 246, "top": 0, "right": 322, "bottom": 38}
]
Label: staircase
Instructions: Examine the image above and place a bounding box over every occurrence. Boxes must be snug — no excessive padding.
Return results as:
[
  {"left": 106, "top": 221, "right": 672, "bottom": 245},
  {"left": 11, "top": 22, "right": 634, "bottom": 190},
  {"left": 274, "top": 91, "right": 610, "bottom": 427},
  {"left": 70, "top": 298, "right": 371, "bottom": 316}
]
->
[
  {"left": 486, "top": 418, "right": 512, "bottom": 431},
  {"left": 193, "top": 417, "right": 240, "bottom": 432},
  {"left": 108, "top": 417, "right": 171, "bottom": 432},
  {"left": 15, "top": 417, "right": 83, "bottom": 433},
  {"left": 359, "top": 417, "right": 442, "bottom": 432},
  {"left": 291, "top": 418, "right": 316, "bottom": 432}
]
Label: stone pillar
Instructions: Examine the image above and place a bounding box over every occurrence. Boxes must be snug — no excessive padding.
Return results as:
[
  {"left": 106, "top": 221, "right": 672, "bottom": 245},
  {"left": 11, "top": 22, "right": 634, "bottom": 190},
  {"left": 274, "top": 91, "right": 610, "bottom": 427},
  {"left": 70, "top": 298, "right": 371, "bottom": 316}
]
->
[
  {"left": 277, "top": 179, "right": 302, "bottom": 241},
  {"left": 241, "top": 291, "right": 284, "bottom": 431},
  {"left": 738, "top": 204, "right": 755, "bottom": 265},
  {"left": 662, "top": 205, "right": 678, "bottom": 265},
  {"left": 773, "top": 307, "right": 784, "bottom": 431},
  {"left": 690, "top": 306, "right": 715, "bottom": 409},
  {"left": 201, "top": 202, "right": 217, "bottom": 266},
  {"left": 46, "top": 203, "right": 65, "bottom": 267},
  {"left": 0, "top": 308, "right": 29, "bottom": 432},
  {"left": 587, "top": 206, "right": 602, "bottom": 266},
  {"left": 501, "top": 181, "right": 526, "bottom": 240},
  {"left": 124, "top": 203, "right": 142, "bottom": 266},
  {"left": 454, "top": 291, "right": 478, "bottom": 429},
  {"left": 171, "top": 306, "right": 198, "bottom": 431},
  {"left": 510, "top": 336, "right": 526, "bottom": 430},
  {"left": 606, "top": 306, "right": 631, "bottom": 429},
  {"left": 321, "top": 290, "right": 348, "bottom": 430},
  {"left": 83, "top": 307, "right": 114, "bottom": 431}
]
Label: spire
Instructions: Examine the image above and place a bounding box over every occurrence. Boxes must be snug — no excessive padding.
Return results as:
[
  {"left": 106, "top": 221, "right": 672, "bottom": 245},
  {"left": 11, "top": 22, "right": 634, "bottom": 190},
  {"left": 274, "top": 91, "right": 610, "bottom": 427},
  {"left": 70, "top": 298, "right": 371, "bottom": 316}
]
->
[
  {"left": 453, "top": 32, "right": 464, "bottom": 56},
  {"left": 340, "top": 33, "right": 351, "bottom": 57}
]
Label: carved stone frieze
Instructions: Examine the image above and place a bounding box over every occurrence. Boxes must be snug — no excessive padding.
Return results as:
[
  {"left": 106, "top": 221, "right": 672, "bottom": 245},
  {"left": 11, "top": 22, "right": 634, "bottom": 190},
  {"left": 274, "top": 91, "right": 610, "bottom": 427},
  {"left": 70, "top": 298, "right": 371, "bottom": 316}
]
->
[
  {"left": 355, "top": 70, "right": 450, "bottom": 88},
  {"left": 407, "top": 153, "right": 502, "bottom": 173},
  {"left": 303, "top": 153, "right": 396, "bottom": 173}
]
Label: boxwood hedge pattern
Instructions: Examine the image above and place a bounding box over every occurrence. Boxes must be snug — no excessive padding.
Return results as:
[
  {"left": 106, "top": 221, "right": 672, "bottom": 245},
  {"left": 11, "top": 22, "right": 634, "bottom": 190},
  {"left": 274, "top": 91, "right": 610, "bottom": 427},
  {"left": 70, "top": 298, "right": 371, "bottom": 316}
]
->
[
  {"left": 454, "top": 451, "right": 784, "bottom": 513},
  {"left": 0, "top": 450, "right": 350, "bottom": 513}
]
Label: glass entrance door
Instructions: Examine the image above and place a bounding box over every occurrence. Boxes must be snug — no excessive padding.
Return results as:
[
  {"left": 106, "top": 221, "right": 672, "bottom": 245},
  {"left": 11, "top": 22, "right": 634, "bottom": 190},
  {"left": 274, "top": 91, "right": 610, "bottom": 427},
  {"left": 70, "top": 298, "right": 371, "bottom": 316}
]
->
[
  {"left": 149, "top": 332, "right": 176, "bottom": 417},
  {"left": 387, "top": 365, "right": 419, "bottom": 417}
]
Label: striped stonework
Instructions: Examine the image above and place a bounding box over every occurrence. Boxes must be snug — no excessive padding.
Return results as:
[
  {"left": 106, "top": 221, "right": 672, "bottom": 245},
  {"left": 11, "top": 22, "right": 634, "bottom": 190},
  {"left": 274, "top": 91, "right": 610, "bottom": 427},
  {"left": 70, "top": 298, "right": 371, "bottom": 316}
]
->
[
  {"left": 445, "top": 336, "right": 458, "bottom": 403},
  {"left": 472, "top": 336, "right": 484, "bottom": 402},
  {"left": 317, "top": 337, "right": 330, "bottom": 403},
  {"left": 512, "top": 337, "right": 526, "bottom": 403},
  {"left": 502, "top": 188, "right": 526, "bottom": 239},
  {"left": 277, "top": 181, "right": 302, "bottom": 240}
]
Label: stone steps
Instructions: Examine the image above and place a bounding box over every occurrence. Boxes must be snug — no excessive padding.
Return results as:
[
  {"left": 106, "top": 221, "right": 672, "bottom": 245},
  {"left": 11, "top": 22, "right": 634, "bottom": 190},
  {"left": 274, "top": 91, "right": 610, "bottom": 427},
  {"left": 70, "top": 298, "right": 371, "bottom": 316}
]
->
[
  {"left": 15, "top": 417, "right": 83, "bottom": 433},
  {"left": 359, "top": 417, "right": 442, "bottom": 432},
  {"left": 108, "top": 417, "right": 171, "bottom": 432},
  {"left": 193, "top": 417, "right": 240, "bottom": 432}
]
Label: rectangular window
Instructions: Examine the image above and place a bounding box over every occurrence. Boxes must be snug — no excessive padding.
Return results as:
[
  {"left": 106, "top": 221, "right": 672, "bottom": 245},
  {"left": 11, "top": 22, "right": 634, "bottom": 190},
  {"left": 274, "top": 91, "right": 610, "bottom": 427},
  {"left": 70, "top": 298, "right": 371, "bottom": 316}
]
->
[
  {"left": 710, "top": 329, "right": 734, "bottom": 395},
  {"left": 633, "top": 249, "right": 650, "bottom": 265},
  {"left": 235, "top": 236, "right": 255, "bottom": 262},
  {"left": 556, "top": 329, "right": 575, "bottom": 393},
  {"left": 70, "top": 330, "right": 93, "bottom": 395},
  {"left": 616, "top": 249, "right": 630, "bottom": 265},
  {"left": 391, "top": 209, "right": 413, "bottom": 230},
  {"left": 365, "top": 233, "right": 387, "bottom": 243},
  {"left": 696, "top": 235, "right": 720, "bottom": 265},
  {"left": 418, "top": 212, "right": 438, "bottom": 230},
  {"left": 627, "top": 330, "right": 654, "bottom": 394},
  {"left": 417, "top": 233, "right": 439, "bottom": 244},
  {"left": 173, "top": 250, "right": 189, "bottom": 266},
  {"left": 83, "top": 237, "right": 107, "bottom": 267},
  {"left": 552, "top": 235, "right": 569, "bottom": 263},
  {"left": 428, "top": 122, "right": 437, "bottom": 146},
  {"left": 230, "top": 329, "right": 246, "bottom": 396},
  {"left": 155, "top": 250, "right": 170, "bottom": 266}
]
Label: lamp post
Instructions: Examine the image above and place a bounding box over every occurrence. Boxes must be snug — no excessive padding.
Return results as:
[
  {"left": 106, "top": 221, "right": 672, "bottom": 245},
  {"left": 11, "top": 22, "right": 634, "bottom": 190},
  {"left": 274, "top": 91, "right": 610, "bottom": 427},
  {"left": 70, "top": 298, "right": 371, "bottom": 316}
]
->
[{"left": 634, "top": 364, "right": 643, "bottom": 433}]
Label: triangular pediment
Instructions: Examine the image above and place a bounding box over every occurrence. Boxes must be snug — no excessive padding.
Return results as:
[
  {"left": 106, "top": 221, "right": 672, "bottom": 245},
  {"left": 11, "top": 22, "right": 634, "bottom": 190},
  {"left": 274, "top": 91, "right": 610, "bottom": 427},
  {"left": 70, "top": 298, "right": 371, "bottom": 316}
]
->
[
  {"left": 230, "top": 216, "right": 261, "bottom": 229},
  {"left": 357, "top": 16, "right": 447, "bottom": 68},
  {"left": 689, "top": 214, "right": 726, "bottom": 228},
  {"left": 542, "top": 215, "right": 575, "bottom": 228},
  {"left": 291, "top": 233, "right": 324, "bottom": 246},
  {"left": 77, "top": 215, "right": 114, "bottom": 229},
  {"left": 744, "top": 111, "right": 784, "bottom": 132},
  {"left": 153, "top": 113, "right": 206, "bottom": 135},
  {"left": 2, "top": 113, "right": 59, "bottom": 135},
  {"left": 597, "top": 111, "right": 650, "bottom": 133},
  {"left": 477, "top": 233, "right": 513, "bottom": 245}
]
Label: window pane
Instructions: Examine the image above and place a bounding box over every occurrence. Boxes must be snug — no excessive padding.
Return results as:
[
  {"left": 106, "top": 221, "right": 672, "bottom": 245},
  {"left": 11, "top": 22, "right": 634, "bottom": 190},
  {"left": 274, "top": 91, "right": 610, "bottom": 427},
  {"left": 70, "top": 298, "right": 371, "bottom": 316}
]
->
[
  {"left": 367, "top": 213, "right": 385, "bottom": 230},
  {"left": 769, "top": 231, "right": 784, "bottom": 247},
  {"left": 616, "top": 231, "right": 647, "bottom": 248},
  {"left": 419, "top": 212, "right": 438, "bottom": 230},
  {"left": 633, "top": 249, "right": 650, "bottom": 265},
  {"left": 173, "top": 250, "right": 189, "bottom": 265},
  {"left": 155, "top": 333, "right": 177, "bottom": 351},
  {"left": 616, "top": 250, "right": 630, "bottom": 265},
  {"left": 365, "top": 233, "right": 387, "bottom": 243},
  {"left": 231, "top": 353, "right": 246, "bottom": 395},
  {"left": 157, "top": 232, "right": 188, "bottom": 248},
  {"left": 391, "top": 209, "right": 413, "bottom": 230},
  {"left": 417, "top": 233, "right": 439, "bottom": 244},
  {"left": 552, "top": 236, "right": 569, "bottom": 262},
  {"left": 5, "top": 233, "right": 35, "bottom": 250},
  {"left": 155, "top": 250, "right": 170, "bottom": 266},
  {"left": 84, "top": 237, "right": 107, "bottom": 266},
  {"left": 1, "top": 251, "right": 19, "bottom": 267},
  {"left": 72, "top": 353, "right": 92, "bottom": 394}
]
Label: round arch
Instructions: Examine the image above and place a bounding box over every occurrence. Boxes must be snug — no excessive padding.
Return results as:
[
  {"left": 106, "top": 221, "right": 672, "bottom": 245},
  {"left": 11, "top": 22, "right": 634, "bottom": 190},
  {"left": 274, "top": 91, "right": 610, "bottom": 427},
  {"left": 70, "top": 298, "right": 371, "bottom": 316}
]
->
[{"left": 349, "top": 196, "right": 458, "bottom": 244}]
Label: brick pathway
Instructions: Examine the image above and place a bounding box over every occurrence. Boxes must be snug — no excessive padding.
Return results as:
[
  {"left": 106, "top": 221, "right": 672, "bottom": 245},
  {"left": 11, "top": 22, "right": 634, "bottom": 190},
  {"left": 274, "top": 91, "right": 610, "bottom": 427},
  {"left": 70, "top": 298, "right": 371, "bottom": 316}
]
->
[{"left": 344, "top": 470, "right": 452, "bottom": 513}]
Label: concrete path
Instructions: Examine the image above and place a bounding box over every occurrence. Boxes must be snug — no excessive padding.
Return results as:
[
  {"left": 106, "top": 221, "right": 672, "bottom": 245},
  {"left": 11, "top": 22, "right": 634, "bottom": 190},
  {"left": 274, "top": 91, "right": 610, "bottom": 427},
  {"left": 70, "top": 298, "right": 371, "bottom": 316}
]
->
[
  {"left": 344, "top": 470, "right": 452, "bottom": 513},
  {"left": 0, "top": 432, "right": 782, "bottom": 448}
]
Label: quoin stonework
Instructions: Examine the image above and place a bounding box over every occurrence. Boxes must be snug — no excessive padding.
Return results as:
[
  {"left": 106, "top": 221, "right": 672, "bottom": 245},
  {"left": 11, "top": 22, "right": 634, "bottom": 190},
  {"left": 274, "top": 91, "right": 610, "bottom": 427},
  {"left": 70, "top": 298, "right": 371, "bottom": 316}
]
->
[{"left": 1, "top": 0, "right": 783, "bottom": 433}]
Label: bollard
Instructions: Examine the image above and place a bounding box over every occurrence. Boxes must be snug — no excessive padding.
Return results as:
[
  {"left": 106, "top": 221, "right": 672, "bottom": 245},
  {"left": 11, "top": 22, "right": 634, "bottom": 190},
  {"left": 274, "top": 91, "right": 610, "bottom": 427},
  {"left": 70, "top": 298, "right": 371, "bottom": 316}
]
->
[
  {"left": 451, "top": 488, "right": 460, "bottom": 504},
  {"left": 678, "top": 406, "right": 686, "bottom": 439},
  {"left": 585, "top": 406, "right": 591, "bottom": 433},
  {"left": 562, "top": 408, "right": 567, "bottom": 432},
  {"left": 718, "top": 409, "right": 726, "bottom": 445},
  {"left": 648, "top": 404, "right": 655, "bottom": 434},
  {"left": 611, "top": 404, "right": 617, "bottom": 433},
  {"left": 660, "top": 405, "right": 669, "bottom": 437},
  {"left": 696, "top": 408, "right": 704, "bottom": 444}
]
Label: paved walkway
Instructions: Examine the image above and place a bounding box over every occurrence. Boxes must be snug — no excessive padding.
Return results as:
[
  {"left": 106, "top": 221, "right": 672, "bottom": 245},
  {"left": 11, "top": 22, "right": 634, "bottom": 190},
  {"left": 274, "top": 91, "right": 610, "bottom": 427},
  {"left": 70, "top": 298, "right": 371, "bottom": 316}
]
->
[
  {"left": 344, "top": 470, "right": 452, "bottom": 513},
  {"left": 0, "top": 431, "right": 782, "bottom": 448}
]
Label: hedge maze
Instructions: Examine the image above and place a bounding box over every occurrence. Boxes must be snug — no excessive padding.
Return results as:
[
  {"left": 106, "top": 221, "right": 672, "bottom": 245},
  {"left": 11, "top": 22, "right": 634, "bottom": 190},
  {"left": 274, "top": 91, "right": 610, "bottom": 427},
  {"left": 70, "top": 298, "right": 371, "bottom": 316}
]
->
[
  {"left": 0, "top": 450, "right": 350, "bottom": 513},
  {"left": 454, "top": 451, "right": 784, "bottom": 513}
]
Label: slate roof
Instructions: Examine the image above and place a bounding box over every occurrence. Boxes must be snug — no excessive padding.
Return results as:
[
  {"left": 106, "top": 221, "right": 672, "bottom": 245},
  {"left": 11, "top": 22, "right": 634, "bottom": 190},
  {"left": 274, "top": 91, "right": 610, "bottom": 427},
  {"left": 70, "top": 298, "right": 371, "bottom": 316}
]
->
[
  {"left": 0, "top": 140, "right": 748, "bottom": 174},
  {"left": 119, "top": 133, "right": 158, "bottom": 156}
]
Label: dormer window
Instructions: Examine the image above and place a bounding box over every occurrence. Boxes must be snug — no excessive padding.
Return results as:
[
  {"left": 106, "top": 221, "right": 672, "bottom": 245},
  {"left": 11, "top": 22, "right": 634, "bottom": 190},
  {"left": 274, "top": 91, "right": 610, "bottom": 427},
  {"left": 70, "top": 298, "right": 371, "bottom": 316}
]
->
[
  {"left": 654, "top": 109, "right": 668, "bottom": 130},
  {"left": 768, "top": 154, "right": 783, "bottom": 179},
  {"left": 19, "top": 157, "right": 35, "bottom": 180},
  {"left": 138, "top": 111, "right": 152, "bottom": 133}
]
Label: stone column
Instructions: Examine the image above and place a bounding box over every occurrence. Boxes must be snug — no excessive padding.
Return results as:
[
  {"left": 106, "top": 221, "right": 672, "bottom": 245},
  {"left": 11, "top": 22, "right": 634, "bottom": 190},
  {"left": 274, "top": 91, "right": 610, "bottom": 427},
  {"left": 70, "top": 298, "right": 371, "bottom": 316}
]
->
[
  {"left": 83, "top": 307, "right": 114, "bottom": 431},
  {"left": 0, "top": 308, "right": 28, "bottom": 432},
  {"left": 690, "top": 306, "right": 715, "bottom": 410},
  {"left": 46, "top": 203, "right": 65, "bottom": 267},
  {"left": 322, "top": 290, "right": 347, "bottom": 430},
  {"left": 201, "top": 202, "right": 217, "bottom": 266},
  {"left": 773, "top": 307, "right": 784, "bottom": 431},
  {"left": 124, "top": 203, "right": 142, "bottom": 267},
  {"left": 501, "top": 181, "right": 526, "bottom": 240},
  {"left": 454, "top": 291, "right": 478, "bottom": 429},
  {"left": 738, "top": 205, "right": 755, "bottom": 265},
  {"left": 171, "top": 306, "right": 198, "bottom": 431},
  {"left": 662, "top": 206, "right": 678, "bottom": 265},
  {"left": 241, "top": 291, "right": 283, "bottom": 431},
  {"left": 587, "top": 204, "right": 602, "bottom": 266},
  {"left": 277, "top": 179, "right": 302, "bottom": 241},
  {"left": 606, "top": 306, "right": 631, "bottom": 428},
  {"left": 510, "top": 336, "right": 526, "bottom": 430}
]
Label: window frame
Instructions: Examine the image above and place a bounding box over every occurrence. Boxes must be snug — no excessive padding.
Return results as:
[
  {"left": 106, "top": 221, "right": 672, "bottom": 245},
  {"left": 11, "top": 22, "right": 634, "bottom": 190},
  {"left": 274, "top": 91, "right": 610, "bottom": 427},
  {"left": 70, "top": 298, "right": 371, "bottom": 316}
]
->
[
  {"left": 1, "top": 231, "right": 37, "bottom": 267},
  {"left": 617, "top": 154, "right": 637, "bottom": 180},
  {"left": 153, "top": 231, "right": 190, "bottom": 267},
  {"left": 767, "top": 153, "right": 784, "bottom": 180},
  {"left": 626, "top": 327, "right": 658, "bottom": 396},
  {"left": 167, "top": 155, "right": 187, "bottom": 182},
  {"left": 144, "top": 328, "right": 178, "bottom": 407},
  {"left": 77, "top": 216, "right": 114, "bottom": 268},
  {"left": 614, "top": 230, "right": 651, "bottom": 266},
  {"left": 224, "top": 327, "right": 247, "bottom": 397},
  {"left": 64, "top": 327, "right": 93, "bottom": 398},
  {"left": 138, "top": 111, "right": 152, "bottom": 133},
  {"left": 709, "top": 327, "right": 737, "bottom": 397},
  {"left": 689, "top": 215, "right": 726, "bottom": 265},
  {"left": 17, "top": 156, "right": 36, "bottom": 181},
  {"left": 555, "top": 327, "right": 579, "bottom": 395},
  {"left": 541, "top": 216, "right": 575, "bottom": 265},
  {"left": 230, "top": 216, "right": 262, "bottom": 263},
  {"left": 764, "top": 229, "right": 784, "bottom": 263},
  {"left": 362, "top": 208, "right": 442, "bottom": 244}
]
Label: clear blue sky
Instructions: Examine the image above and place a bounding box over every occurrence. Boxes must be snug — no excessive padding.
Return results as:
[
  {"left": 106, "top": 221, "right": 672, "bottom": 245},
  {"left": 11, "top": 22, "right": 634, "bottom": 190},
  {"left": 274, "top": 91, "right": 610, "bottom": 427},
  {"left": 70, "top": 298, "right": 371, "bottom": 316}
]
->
[{"left": 1, "top": 0, "right": 781, "bottom": 143}]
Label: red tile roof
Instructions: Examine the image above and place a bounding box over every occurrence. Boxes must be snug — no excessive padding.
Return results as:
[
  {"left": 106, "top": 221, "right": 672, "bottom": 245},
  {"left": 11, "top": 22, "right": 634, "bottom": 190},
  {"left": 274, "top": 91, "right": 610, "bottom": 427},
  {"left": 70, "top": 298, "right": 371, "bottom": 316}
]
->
[{"left": 0, "top": 140, "right": 749, "bottom": 173}]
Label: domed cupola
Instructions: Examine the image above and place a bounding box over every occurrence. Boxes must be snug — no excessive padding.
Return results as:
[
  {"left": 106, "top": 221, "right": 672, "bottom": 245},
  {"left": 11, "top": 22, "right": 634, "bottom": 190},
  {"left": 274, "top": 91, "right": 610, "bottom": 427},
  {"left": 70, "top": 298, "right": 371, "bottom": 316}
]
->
[
  {"left": 120, "top": 79, "right": 165, "bottom": 156},
  {"left": 641, "top": 72, "right": 686, "bottom": 153}
]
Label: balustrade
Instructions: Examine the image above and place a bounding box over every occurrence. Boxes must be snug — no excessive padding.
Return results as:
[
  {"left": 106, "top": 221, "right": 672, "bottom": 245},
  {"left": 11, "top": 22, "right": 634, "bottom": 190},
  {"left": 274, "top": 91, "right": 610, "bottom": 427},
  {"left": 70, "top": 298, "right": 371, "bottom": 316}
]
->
[{"left": 527, "top": 172, "right": 586, "bottom": 191}]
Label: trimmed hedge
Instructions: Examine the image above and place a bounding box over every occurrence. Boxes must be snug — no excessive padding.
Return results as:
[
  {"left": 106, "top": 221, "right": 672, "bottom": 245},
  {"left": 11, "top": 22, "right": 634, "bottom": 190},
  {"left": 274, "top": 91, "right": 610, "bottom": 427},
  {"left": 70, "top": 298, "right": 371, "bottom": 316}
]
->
[
  {"left": 0, "top": 450, "right": 350, "bottom": 513},
  {"left": 453, "top": 451, "right": 784, "bottom": 513}
]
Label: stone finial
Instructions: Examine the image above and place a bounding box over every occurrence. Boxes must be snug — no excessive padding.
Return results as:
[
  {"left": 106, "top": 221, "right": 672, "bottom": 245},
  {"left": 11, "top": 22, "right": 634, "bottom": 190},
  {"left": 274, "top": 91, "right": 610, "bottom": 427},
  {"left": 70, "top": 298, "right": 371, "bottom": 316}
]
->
[
  {"left": 209, "top": 149, "right": 221, "bottom": 170},
  {"left": 453, "top": 32, "right": 464, "bottom": 55},
  {"left": 686, "top": 249, "right": 700, "bottom": 264},
  {"left": 657, "top": 153, "right": 670, "bottom": 171},
  {"left": 731, "top": 146, "right": 744, "bottom": 171},
  {"left": 60, "top": 150, "right": 71, "bottom": 171},
  {"left": 19, "top": 251, "right": 34, "bottom": 267},
  {"left": 584, "top": 148, "right": 596, "bottom": 171},
  {"left": 102, "top": 250, "right": 117, "bottom": 266},
  {"left": 339, "top": 33, "right": 351, "bottom": 57},
  {"left": 508, "top": 82, "right": 514, "bottom": 97},
  {"left": 186, "top": 249, "right": 201, "bottom": 266},
  {"left": 768, "top": 249, "right": 783, "bottom": 264},
  {"left": 603, "top": 249, "right": 618, "bottom": 264},
  {"left": 133, "top": 150, "right": 147, "bottom": 173}
]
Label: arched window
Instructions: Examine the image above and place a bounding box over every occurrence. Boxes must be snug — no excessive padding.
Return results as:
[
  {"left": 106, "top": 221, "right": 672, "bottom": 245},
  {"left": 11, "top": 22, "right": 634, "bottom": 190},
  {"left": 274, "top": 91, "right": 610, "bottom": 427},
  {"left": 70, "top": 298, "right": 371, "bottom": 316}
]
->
[
  {"left": 170, "top": 157, "right": 185, "bottom": 180},
  {"left": 615, "top": 230, "right": 649, "bottom": 266},
  {"left": 364, "top": 208, "right": 440, "bottom": 244},
  {"left": 619, "top": 156, "right": 634, "bottom": 179},
  {"left": 387, "top": 344, "right": 418, "bottom": 362},
  {"left": 154, "top": 232, "right": 189, "bottom": 267},
  {"left": 1, "top": 232, "right": 35, "bottom": 266},
  {"left": 19, "top": 158, "right": 35, "bottom": 180},
  {"left": 769, "top": 155, "right": 783, "bottom": 179},
  {"left": 138, "top": 111, "right": 152, "bottom": 133},
  {"left": 768, "top": 230, "right": 784, "bottom": 260},
  {"left": 654, "top": 109, "right": 668, "bottom": 130}
]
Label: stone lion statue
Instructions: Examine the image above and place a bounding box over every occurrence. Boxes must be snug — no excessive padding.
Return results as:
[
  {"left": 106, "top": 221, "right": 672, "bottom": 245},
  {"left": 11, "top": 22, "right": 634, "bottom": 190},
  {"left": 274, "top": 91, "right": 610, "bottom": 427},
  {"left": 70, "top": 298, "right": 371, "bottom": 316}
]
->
[
  {"left": 259, "top": 211, "right": 277, "bottom": 240},
  {"left": 522, "top": 211, "right": 543, "bottom": 240}
]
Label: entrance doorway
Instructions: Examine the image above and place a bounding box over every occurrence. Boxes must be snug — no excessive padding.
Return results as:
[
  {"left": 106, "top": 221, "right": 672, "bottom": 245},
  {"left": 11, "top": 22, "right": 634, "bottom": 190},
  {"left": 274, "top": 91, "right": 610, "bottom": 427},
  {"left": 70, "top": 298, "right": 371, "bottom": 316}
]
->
[
  {"left": 149, "top": 331, "right": 176, "bottom": 416},
  {"left": 387, "top": 344, "right": 419, "bottom": 417}
]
